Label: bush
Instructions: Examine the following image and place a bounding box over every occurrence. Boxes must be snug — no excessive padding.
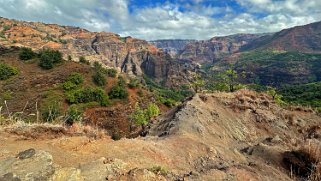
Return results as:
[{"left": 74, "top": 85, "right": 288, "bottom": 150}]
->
[
  {"left": 106, "top": 68, "right": 117, "bottom": 77},
  {"left": 111, "top": 133, "right": 121, "bottom": 141},
  {"left": 3, "top": 25, "right": 11, "bottom": 31},
  {"left": 130, "top": 104, "right": 149, "bottom": 127},
  {"left": 0, "top": 63, "right": 18, "bottom": 80},
  {"left": 64, "top": 105, "right": 82, "bottom": 125},
  {"left": 128, "top": 78, "right": 140, "bottom": 88},
  {"left": 67, "top": 73, "right": 83, "bottom": 85},
  {"left": 19, "top": 47, "right": 35, "bottom": 61},
  {"left": 129, "top": 103, "right": 160, "bottom": 127},
  {"left": 79, "top": 56, "right": 90, "bottom": 65},
  {"left": 39, "top": 49, "right": 63, "bottom": 69},
  {"left": 92, "top": 71, "right": 106, "bottom": 86},
  {"left": 146, "top": 103, "right": 160, "bottom": 119},
  {"left": 63, "top": 81, "right": 78, "bottom": 91},
  {"left": 66, "top": 87, "right": 110, "bottom": 106},
  {"left": 41, "top": 101, "right": 62, "bottom": 122},
  {"left": 108, "top": 83, "right": 128, "bottom": 99},
  {"left": 93, "top": 61, "right": 102, "bottom": 71}
]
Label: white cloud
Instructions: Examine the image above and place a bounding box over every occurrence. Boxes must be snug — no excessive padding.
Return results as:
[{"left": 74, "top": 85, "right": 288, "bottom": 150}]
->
[{"left": 0, "top": 0, "right": 320, "bottom": 40}]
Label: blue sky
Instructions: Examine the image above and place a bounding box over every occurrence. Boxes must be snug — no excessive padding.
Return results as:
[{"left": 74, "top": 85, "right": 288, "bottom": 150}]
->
[{"left": 0, "top": 0, "right": 320, "bottom": 40}]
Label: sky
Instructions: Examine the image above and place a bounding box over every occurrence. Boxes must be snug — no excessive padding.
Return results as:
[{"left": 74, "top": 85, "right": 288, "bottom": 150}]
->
[{"left": 0, "top": 0, "right": 320, "bottom": 40}]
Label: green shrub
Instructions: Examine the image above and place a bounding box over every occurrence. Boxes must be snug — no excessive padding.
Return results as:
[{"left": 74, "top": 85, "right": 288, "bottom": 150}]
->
[
  {"left": 63, "top": 81, "right": 78, "bottom": 91},
  {"left": 67, "top": 73, "right": 83, "bottom": 85},
  {"left": 3, "top": 25, "right": 11, "bottom": 31},
  {"left": 129, "top": 103, "right": 160, "bottom": 127},
  {"left": 79, "top": 56, "right": 90, "bottom": 65},
  {"left": 111, "top": 133, "right": 121, "bottom": 141},
  {"left": 130, "top": 104, "right": 149, "bottom": 127},
  {"left": 19, "top": 47, "right": 35, "bottom": 61},
  {"left": 128, "top": 78, "right": 140, "bottom": 88},
  {"left": 108, "top": 83, "right": 128, "bottom": 99},
  {"left": 59, "top": 39, "right": 67, "bottom": 44},
  {"left": 117, "top": 76, "right": 126, "bottom": 86},
  {"left": 66, "top": 87, "right": 110, "bottom": 106},
  {"left": 146, "top": 103, "right": 160, "bottom": 119},
  {"left": 0, "top": 31, "right": 5, "bottom": 39},
  {"left": 159, "top": 97, "right": 175, "bottom": 108},
  {"left": 106, "top": 68, "right": 117, "bottom": 77},
  {"left": 1, "top": 90, "right": 13, "bottom": 100},
  {"left": 92, "top": 71, "right": 106, "bottom": 86},
  {"left": 41, "top": 101, "right": 62, "bottom": 122},
  {"left": 148, "top": 166, "right": 169, "bottom": 176},
  {"left": 0, "top": 63, "right": 18, "bottom": 80},
  {"left": 39, "top": 49, "right": 63, "bottom": 69},
  {"left": 93, "top": 61, "right": 102, "bottom": 71},
  {"left": 64, "top": 105, "right": 82, "bottom": 125}
]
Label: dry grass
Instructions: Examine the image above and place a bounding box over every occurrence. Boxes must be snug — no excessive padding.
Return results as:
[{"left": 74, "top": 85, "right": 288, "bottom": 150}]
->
[{"left": 300, "top": 140, "right": 321, "bottom": 180}]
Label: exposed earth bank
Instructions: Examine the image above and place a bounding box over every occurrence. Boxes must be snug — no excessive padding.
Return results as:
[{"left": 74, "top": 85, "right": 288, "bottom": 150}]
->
[{"left": 1, "top": 90, "right": 321, "bottom": 180}]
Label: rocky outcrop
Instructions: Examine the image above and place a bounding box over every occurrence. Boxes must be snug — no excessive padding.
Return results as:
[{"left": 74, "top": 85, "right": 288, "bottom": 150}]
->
[
  {"left": 0, "top": 149, "right": 167, "bottom": 181},
  {"left": 0, "top": 17, "right": 168, "bottom": 80},
  {"left": 149, "top": 39, "right": 197, "bottom": 58}
]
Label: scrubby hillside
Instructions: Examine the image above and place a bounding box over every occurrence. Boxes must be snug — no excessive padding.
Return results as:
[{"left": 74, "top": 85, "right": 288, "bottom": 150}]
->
[
  {"left": 0, "top": 47, "right": 162, "bottom": 138},
  {"left": 1, "top": 90, "right": 321, "bottom": 180}
]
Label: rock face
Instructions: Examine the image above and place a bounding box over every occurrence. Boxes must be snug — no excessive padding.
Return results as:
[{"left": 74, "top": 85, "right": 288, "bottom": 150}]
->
[
  {"left": 178, "top": 34, "right": 263, "bottom": 63},
  {"left": 242, "top": 21, "right": 321, "bottom": 53},
  {"left": 149, "top": 39, "right": 197, "bottom": 58},
  {"left": 0, "top": 149, "right": 167, "bottom": 181},
  {"left": 0, "top": 149, "right": 55, "bottom": 181},
  {"left": 0, "top": 17, "right": 169, "bottom": 80}
]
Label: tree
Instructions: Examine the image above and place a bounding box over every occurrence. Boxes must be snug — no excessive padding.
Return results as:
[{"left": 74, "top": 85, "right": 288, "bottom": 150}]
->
[
  {"left": 267, "top": 86, "right": 284, "bottom": 105},
  {"left": 129, "top": 103, "right": 160, "bottom": 128},
  {"left": 191, "top": 74, "right": 205, "bottom": 93},
  {"left": 130, "top": 103, "right": 149, "bottom": 127},
  {"left": 219, "top": 68, "right": 246, "bottom": 92}
]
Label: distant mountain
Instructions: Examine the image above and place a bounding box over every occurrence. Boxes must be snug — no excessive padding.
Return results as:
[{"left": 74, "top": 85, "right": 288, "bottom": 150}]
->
[
  {"left": 177, "top": 34, "right": 264, "bottom": 63},
  {"left": 242, "top": 21, "right": 321, "bottom": 53},
  {"left": 149, "top": 39, "right": 197, "bottom": 57}
]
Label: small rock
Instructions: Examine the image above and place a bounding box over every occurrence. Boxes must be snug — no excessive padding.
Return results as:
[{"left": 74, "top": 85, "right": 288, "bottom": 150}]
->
[
  {"left": 271, "top": 135, "right": 282, "bottom": 143},
  {"left": 16, "top": 148, "right": 35, "bottom": 159}
]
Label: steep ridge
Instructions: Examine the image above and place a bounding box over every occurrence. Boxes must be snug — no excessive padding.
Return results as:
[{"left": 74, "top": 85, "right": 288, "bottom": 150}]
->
[
  {"left": 242, "top": 21, "right": 321, "bottom": 53},
  {"left": 1, "top": 90, "right": 321, "bottom": 180},
  {"left": 0, "top": 17, "right": 170, "bottom": 80}
]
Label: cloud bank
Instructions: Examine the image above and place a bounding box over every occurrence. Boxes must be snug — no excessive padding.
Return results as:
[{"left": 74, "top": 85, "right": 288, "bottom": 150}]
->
[{"left": 0, "top": 0, "right": 320, "bottom": 40}]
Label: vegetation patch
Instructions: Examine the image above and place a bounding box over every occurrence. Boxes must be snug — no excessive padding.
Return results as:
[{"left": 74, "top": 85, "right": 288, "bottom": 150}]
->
[
  {"left": 0, "top": 63, "right": 18, "bottom": 80},
  {"left": 109, "top": 76, "right": 128, "bottom": 99},
  {"left": 66, "top": 87, "right": 110, "bottom": 106},
  {"left": 38, "top": 48, "right": 63, "bottom": 69},
  {"left": 19, "top": 47, "right": 35, "bottom": 61}
]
